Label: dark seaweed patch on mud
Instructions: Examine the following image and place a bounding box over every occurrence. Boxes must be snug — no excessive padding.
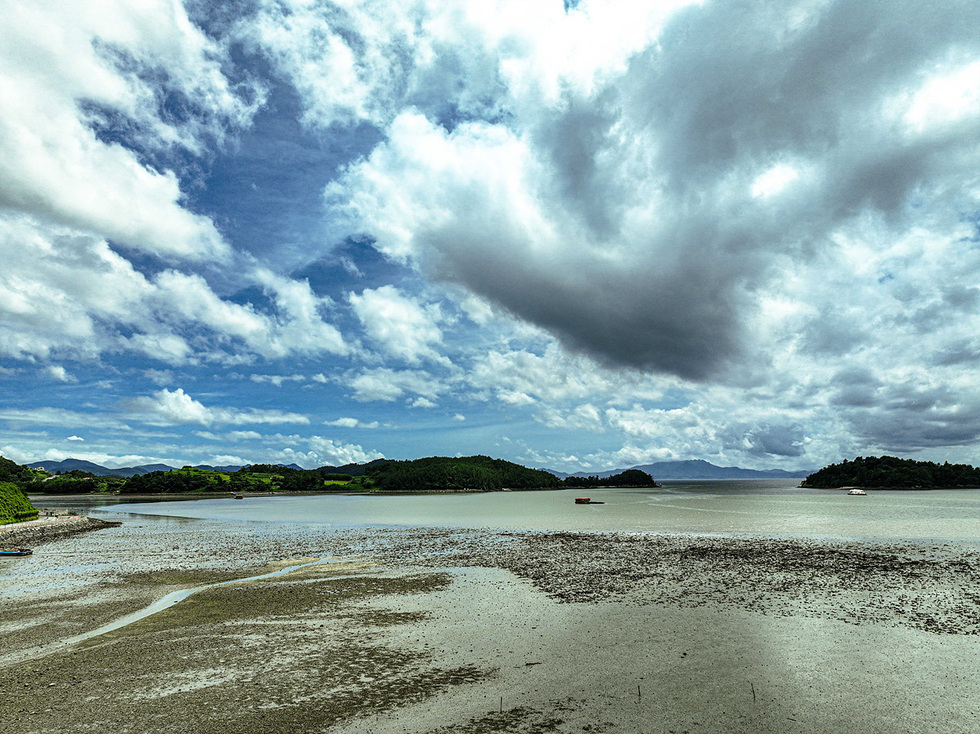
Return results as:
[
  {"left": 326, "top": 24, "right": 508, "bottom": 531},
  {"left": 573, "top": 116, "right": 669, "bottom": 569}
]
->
[{"left": 432, "top": 531, "right": 980, "bottom": 635}]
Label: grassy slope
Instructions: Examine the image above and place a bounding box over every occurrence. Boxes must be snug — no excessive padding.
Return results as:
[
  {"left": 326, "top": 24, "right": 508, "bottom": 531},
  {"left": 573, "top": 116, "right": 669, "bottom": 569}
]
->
[{"left": 0, "top": 481, "right": 39, "bottom": 525}]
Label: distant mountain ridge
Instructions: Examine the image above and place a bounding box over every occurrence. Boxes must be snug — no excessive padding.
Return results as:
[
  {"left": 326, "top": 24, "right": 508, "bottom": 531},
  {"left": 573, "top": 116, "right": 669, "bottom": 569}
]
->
[
  {"left": 27, "top": 459, "right": 139, "bottom": 476},
  {"left": 26, "top": 459, "right": 302, "bottom": 477},
  {"left": 555, "top": 459, "right": 811, "bottom": 480},
  {"left": 27, "top": 457, "right": 809, "bottom": 481}
]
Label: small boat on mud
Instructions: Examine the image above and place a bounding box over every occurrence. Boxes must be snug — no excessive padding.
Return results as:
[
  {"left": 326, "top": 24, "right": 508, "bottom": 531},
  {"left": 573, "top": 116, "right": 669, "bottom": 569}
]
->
[
  {"left": 233, "top": 493, "right": 244, "bottom": 500},
  {"left": 847, "top": 488, "right": 867, "bottom": 496},
  {"left": 0, "top": 548, "right": 33, "bottom": 557},
  {"left": 575, "top": 498, "right": 604, "bottom": 505}
]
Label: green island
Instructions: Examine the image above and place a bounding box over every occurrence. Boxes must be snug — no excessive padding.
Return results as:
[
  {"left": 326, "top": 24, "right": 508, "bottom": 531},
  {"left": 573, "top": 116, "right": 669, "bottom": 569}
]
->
[
  {"left": 562, "top": 468, "right": 661, "bottom": 488},
  {"left": 801, "top": 455, "right": 980, "bottom": 489},
  {"left": 0, "top": 454, "right": 658, "bottom": 498}
]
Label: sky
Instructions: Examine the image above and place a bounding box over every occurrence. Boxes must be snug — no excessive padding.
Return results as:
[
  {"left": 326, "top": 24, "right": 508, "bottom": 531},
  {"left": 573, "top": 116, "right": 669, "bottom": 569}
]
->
[{"left": 2, "top": 0, "right": 980, "bottom": 473}]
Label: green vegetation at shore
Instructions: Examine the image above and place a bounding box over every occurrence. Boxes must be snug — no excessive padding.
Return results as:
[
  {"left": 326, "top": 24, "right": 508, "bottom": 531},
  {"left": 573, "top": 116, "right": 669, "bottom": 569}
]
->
[
  {"left": 118, "top": 465, "right": 355, "bottom": 494},
  {"left": 1, "top": 453, "right": 659, "bottom": 495},
  {"left": 563, "top": 469, "right": 658, "bottom": 488},
  {"left": 0, "top": 481, "right": 38, "bottom": 525},
  {"left": 362, "top": 455, "right": 561, "bottom": 491},
  {"left": 801, "top": 456, "right": 980, "bottom": 489},
  {"left": 0, "top": 456, "right": 44, "bottom": 485},
  {"left": 42, "top": 470, "right": 127, "bottom": 494}
]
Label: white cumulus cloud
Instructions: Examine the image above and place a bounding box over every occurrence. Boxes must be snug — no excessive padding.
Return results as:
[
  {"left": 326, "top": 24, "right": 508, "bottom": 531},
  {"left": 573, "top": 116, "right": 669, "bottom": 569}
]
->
[
  {"left": 127, "top": 388, "right": 310, "bottom": 427},
  {"left": 349, "top": 285, "right": 448, "bottom": 365},
  {"left": 0, "top": 0, "right": 261, "bottom": 262},
  {"left": 325, "top": 417, "right": 380, "bottom": 429}
]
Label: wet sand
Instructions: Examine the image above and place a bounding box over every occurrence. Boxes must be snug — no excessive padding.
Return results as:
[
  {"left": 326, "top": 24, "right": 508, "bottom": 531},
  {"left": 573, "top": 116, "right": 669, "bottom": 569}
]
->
[{"left": 1, "top": 517, "right": 979, "bottom": 733}]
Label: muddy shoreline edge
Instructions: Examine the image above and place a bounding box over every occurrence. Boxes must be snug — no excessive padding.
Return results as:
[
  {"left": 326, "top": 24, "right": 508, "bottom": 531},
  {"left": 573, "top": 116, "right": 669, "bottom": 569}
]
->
[{"left": 0, "top": 516, "right": 121, "bottom": 548}]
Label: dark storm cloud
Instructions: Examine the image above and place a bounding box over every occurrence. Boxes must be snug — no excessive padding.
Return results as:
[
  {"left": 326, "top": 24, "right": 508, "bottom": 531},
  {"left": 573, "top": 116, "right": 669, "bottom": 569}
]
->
[
  {"left": 339, "top": 0, "right": 980, "bottom": 382},
  {"left": 848, "top": 403, "right": 980, "bottom": 451},
  {"left": 721, "top": 422, "right": 806, "bottom": 458},
  {"left": 800, "top": 309, "right": 869, "bottom": 357},
  {"left": 830, "top": 371, "right": 980, "bottom": 452},
  {"left": 629, "top": 0, "right": 980, "bottom": 203},
  {"left": 830, "top": 367, "right": 882, "bottom": 408},
  {"left": 942, "top": 286, "right": 980, "bottom": 312},
  {"left": 932, "top": 340, "right": 980, "bottom": 367},
  {"left": 600, "top": 0, "right": 980, "bottom": 374},
  {"left": 442, "top": 246, "right": 746, "bottom": 380},
  {"left": 532, "top": 90, "right": 625, "bottom": 238}
]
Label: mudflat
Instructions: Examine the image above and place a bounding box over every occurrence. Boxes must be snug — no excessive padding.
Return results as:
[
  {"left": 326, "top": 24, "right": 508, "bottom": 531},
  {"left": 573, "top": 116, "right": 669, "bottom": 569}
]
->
[{"left": 1, "top": 517, "right": 978, "bottom": 733}]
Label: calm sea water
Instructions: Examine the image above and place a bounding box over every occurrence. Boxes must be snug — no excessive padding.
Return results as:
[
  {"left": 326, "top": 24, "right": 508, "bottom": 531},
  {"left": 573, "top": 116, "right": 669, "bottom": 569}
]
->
[{"left": 52, "top": 479, "right": 980, "bottom": 545}]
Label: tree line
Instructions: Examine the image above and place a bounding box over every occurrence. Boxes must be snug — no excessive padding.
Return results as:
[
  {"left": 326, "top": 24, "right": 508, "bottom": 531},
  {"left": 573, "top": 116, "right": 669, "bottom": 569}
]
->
[
  {"left": 801, "top": 456, "right": 980, "bottom": 489},
  {"left": 1, "top": 454, "right": 660, "bottom": 495},
  {"left": 563, "top": 469, "right": 659, "bottom": 488},
  {"left": 361, "top": 455, "right": 561, "bottom": 491}
]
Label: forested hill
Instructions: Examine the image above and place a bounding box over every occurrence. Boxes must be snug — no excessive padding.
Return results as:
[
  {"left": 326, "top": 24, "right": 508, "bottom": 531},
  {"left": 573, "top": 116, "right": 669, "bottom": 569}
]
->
[
  {"left": 801, "top": 456, "right": 980, "bottom": 489},
  {"left": 364, "top": 456, "right": 561, "bottom": 491},
  {"left": 562, "top": 469, "right": 658, "bottom": 488}
]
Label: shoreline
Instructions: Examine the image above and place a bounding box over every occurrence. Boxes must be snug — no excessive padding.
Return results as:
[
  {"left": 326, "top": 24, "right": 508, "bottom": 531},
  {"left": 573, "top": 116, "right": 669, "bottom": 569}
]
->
[
  {"left": 0, "top": 515, "right": 121, "bottom": 547},
  {"left": 807, "top": 484, "right": 980, "bottom": 490},
  {"left": 24, "top": 487, "right": 565, "bottom": 501},
  {"left": 1, "top": 522, "right": 978, "bottom": 732}
]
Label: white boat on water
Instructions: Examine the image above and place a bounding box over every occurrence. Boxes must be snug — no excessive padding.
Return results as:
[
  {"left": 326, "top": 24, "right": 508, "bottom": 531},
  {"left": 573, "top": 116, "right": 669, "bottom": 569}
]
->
[{"left": 847, "top": 488, "right": 867, "bottom": 496}]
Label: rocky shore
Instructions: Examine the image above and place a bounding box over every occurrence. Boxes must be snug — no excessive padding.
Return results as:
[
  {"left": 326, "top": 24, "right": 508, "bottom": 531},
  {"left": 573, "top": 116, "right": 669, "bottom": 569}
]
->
[
  {"left": 0, "top": 515, "right": 121, "bottom": 548},
  {"left": 1, "top": 519, "right": 979, "bottom": 733}
]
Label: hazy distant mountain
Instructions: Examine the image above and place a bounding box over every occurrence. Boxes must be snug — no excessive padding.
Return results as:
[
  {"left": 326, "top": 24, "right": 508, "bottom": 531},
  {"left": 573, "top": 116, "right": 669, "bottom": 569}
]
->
[
  {"left": 28, "top": 456, "right": 809, "bottom": 482},
  {"left": 27, "top": 458, "right": 116, "bottom": 475},
  {"left": 193, "top": 464, "right": 245, "bottom": 473},
  {"left": 557, "top": 459, "right": 811, "bottom": 480},
  {"left": 129, "top": 463, "right": 179, "bottom": 475},
  {"left": 28, "top": 458, "right": 308, "bottom": 476},
  {"left": 27, "top": 459, "right": 178, "bottom": 477},
  {"left": 639, "top": 460, "right": 810, "bottom": 479}
]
